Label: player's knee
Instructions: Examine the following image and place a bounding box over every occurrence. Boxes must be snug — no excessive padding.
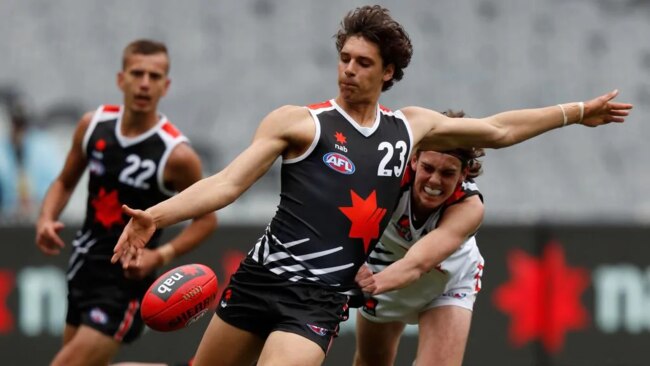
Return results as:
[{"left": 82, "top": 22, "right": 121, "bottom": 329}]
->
[
  {"left": 51, "top": 348, "right": 85, "bottom": 366},
  {"left": 51, "top": 339, "right": 115, "bottom": 366}
]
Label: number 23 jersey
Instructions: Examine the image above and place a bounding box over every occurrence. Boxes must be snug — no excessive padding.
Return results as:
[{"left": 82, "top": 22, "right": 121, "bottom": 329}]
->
[{"left": 252, "top": 99, "right": 413, "bottom": 290}]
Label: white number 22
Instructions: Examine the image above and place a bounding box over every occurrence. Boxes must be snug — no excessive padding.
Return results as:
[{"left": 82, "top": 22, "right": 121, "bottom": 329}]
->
[
  {"left": 377, "top": 141, "right": 407, "bottom": 177},
  {"left": 119, "top": 154, "right": 156, "bottom": 189}
]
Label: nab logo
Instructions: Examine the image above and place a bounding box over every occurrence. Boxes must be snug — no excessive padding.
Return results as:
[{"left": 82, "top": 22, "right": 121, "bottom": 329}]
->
[
  {"left": 88, "top": 160, "right": 105, "bottom": 176},
  {"left": 323, "top": 152, "right": 355, "bottom": 175},
  {"left": 151, "top": 266, "right": 205, "bottom": 302}
]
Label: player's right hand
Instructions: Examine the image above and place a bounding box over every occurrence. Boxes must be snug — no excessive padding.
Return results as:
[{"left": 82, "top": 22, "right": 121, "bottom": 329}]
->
[
  {"left": 35, "top": 220, "right": 65, "bottom": 255},
  {"left": 355, "top": 263, "right": 376, "bottom": 294},
  {"left": 111, "top": 205, "right": 156, "bottom": 268},
  {"left": 123, "top": 248, "right": 160, "bottom": 279}
]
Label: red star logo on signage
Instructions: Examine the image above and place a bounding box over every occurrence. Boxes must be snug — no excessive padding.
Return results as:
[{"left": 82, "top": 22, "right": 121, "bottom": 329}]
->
[
  {"left": 0, "top": 270, "right": 14, "bottom": 333},
  {"left": 339, "top": 190, "right": 387, "bottom": 253},
  {"left": 219, "top": 250, "right": 246, "bottom": 298},
  {"left": 493, "top": 241, "right": 589, "bottom": 353},
  {"left": 334, "top": 131, "right": 347, "bottom": 144},
  {"left": 91, "top": 188, "right": 124, "bottom": 228}
]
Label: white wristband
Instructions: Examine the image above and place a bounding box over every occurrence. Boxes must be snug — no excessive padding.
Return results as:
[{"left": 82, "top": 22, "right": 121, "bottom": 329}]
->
[
  {"left": 577, "top": 102, "right": 585, "bottom": 124},
  {"left": 557, "top": 104, "right": 568, "bottom": 127}
]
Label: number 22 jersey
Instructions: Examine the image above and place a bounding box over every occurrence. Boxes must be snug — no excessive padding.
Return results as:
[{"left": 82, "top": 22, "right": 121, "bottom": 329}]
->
[{"left": 69, "top": 104, "right": 188, "bottom": 285}]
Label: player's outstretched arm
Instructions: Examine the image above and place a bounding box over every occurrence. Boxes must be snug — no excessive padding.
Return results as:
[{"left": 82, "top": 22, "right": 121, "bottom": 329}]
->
[
  {"left": 406, "top": 89, "right": 633, "bottom": 151},
  {"left": 121, "top": 143, "right": 218, "bottom": 273},
  {"left": 363, "top": 196, "right": 484, "bottom": 295},
  {"left": 36, "top": 112, "right": 92, "bottom": 255},
  {"left": 112, "top": 105, "right": 311, "bottom": 265}
]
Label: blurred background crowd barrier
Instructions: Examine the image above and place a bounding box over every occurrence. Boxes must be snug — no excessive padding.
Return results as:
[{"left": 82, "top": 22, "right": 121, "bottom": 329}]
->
[
  {"left": 2, "top": 225, "right": 650, "bottom": 365},
  {"left": 1, "top": 0, "right": 649, "bottom": 365}
]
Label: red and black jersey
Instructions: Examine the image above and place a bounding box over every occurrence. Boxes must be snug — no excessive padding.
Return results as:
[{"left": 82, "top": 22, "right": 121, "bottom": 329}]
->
[
  {"left": 251, "top": 99, "right": 413, "bottom": 289},
  {"left": 68, "top": 104, "right": 188, "bottom": 283}
]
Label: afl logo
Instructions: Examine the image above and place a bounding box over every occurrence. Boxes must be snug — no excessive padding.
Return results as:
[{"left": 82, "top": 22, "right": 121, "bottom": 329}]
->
[{"left": 323, "top": 152, "right": 355, "bottom": 175}]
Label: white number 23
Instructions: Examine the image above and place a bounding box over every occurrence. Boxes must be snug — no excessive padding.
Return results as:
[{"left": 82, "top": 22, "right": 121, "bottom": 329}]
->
[{"left": 377, "top": 141, "right": 407, "bottom": 177}]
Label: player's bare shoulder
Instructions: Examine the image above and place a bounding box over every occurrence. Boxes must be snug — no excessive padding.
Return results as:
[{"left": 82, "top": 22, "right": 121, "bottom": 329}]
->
[
  {"left": 76, "top": 111, "right": 95, "bottom": 135},
  {"left": 68, "top": 110, "right": 97, "bottom": 150},
  {"left": 399, "top": 106, "right": 446, "bottom": 145},
  {"left": 264, "top": 105, "right": 313, "bottom": 135},
  {"left": 165, "top": 142, "right": 202, "bottom": 191},
  {"left": 167, "top": 141, "right": 200, "bottom": 166},
  {"left": 257, "top": 104, "right": 316, "bottom": 159}
]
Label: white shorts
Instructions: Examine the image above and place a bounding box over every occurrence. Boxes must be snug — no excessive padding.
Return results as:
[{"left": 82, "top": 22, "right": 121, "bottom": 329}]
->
[{"left": 361, "top": 239, "right": 484, "bottom": 324}]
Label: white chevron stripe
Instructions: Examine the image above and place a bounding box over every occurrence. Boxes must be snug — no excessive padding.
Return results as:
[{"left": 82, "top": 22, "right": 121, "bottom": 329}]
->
[
  {"left": 265, "top": 252, "right": 291, "bottom": 263},
  {"left": 270, "top": 263, "right": 307, "bottom": 275},
  {"left": 68, "top": 238, "right": 97, "bottom": 267},
  {"left": 279, "top": 237, "right": 310, "bottom": 248},
  {"left": 72, "top": 230, "right": 92, "bottom": 247},
  {"left": 67, "top": 260, "right": 85, "bottom": 280},
  {"left": 293, "top": 247, "right": 342, "bottom": 261},
  {"left": 309, "top": 263, "right": 354, "bottom": 275}
]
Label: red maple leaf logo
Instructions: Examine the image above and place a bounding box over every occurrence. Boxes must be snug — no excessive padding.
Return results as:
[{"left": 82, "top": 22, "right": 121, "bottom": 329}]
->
[
  {"left": 91, "top": 188, "right": 124, "bottom": 228},
  {"left": 493, "top": 241, "right": 590, "bottom": 354},
  {"left": 338, "top": 190, "right": 387, "bottom": 253},
  {"left": 334, "top": 131, "right": 347, "bottom": 144}
]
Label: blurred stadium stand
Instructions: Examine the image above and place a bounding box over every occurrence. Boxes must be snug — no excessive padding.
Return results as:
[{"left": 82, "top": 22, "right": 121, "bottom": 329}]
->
[{"left": 1, "top": 0, "right": 648, "bottom": 225}]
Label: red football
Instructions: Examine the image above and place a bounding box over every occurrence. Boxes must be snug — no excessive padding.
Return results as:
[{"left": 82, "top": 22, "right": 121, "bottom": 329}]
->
[{"left": 141, "top": 263, "right": 219, "bottom": 332}]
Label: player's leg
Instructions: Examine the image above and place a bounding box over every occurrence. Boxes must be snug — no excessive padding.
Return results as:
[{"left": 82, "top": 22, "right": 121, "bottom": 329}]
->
[
  {"left": 51, "top": 324, "right": 121, "bottom": 366},
  {"left": 61, "top": 323, "right": 78, "bottom": 345},
  {"left": 257, "top": 330, "right": 325, "bottom": 366},
  {"left": 414, "top": 305, "right": 472, "bottom": 366},
  {"left": 353, "top": 312, "right": 406, "bottom": 366},
  {"left": 192, "top": 314, "right": 264, "bottom": 366}
]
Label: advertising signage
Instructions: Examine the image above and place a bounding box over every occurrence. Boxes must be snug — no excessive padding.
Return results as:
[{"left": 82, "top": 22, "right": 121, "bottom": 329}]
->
[{"left": 1, "top": 225, "right": 649, "bottom": 365}]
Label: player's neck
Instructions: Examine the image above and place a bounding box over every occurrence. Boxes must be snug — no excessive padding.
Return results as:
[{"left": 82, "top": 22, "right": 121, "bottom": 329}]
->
[
  {"left": 410, "top": 195, "right": 436, "bottom": 230},
  {"left": 335, "top": 97, "right": 377, "bottom": 127},
  {"left": 121, "top": 109, "right": 159, "bottom": 137}
]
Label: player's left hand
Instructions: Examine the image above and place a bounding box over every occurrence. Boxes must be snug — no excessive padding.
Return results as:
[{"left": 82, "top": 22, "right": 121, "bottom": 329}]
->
[
  {"left": 355, "top": 263, "right": 376, "bottom": 294},
  {"left": 123, "top": 248, "right": 160, "bottom": 279},
  {"left": 581, "top": 89, "right": 633, "bottom": 127}
]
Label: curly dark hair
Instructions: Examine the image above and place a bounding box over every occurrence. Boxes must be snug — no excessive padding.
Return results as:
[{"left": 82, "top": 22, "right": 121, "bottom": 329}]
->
[
  {"left": 335, "top": 5, "right": 413, "bottom": 92},
  {"left": 416, "top": 110, "right": 485, "bottom": 178}
]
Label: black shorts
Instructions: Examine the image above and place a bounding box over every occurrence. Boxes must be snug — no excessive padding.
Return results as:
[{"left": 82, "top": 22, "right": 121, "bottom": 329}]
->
[
  {"left": 216, "top": 257, "right": 350, "bottom": 354},
  {"left": 66, "top": 278, "right": 149, "bottom": 344}
]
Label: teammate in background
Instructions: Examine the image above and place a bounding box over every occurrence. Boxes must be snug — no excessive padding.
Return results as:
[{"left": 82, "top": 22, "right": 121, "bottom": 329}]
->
[
  {"left": 35, "top": 39, "right": 217, "bottom": 366},
  {"left": 353, "top": 110, "right": 485, "bottom": 366},
  {"left": 112, "top": 6, "right": 631, "bottom": 366}
]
